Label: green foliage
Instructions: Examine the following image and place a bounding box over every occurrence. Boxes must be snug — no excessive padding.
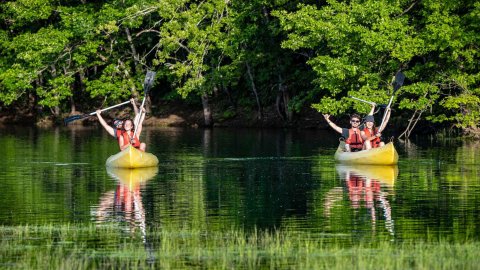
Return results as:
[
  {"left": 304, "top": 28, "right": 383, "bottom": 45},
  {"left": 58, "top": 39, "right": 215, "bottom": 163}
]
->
[
  {"left": 154, "top": 0, "right": 230, "bottom": 98},
  {"left": 0, "top": 0, "right": 478, "bottom": 135},
  {"left": 276, "top": 0, "right": 479, "bottom": 135},
  {"left": 37, "top": 75, "right": 74, "bottom": 107},
  {"left": 85, "top": 64, "right": 135, "bottom": 101},
  {"left": 2, "top": 0, "right": 54, "bottom": 25},
  {"left": 0, "top": 64, "right": 34, "bottom": 105}
]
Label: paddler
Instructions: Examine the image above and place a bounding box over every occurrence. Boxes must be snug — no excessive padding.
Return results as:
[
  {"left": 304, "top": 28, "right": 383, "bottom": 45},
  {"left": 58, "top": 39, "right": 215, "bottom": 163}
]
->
[
  {"left": 118, "top": 107, "right": 147, "bottom": 152},
  {"left": 96, "top": 98, "right": 139, "bottom": 141},
  {"left": 323, "top": 105, "right": 375, "bottom": 152}
]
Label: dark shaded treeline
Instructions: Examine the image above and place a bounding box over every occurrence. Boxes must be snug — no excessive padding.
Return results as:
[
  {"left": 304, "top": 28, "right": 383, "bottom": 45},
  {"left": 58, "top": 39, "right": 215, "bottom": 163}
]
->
[{"left": 0, "top": 0, "right": 478, "bottom": 137}]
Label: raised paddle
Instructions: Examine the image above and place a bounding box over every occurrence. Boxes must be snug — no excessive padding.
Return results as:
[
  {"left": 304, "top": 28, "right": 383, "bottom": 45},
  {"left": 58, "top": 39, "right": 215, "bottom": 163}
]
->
[
  {"left": 64, "top": 100, "right": 131, "bottom": 125},
  {"left": 379, "top": 71, "right": 405, "bottom": 130},
  {"left": 133, "top": 70, "right": 156, "bottom": 138},
  {"left": 350, "top": 96, "right": 376, "bottom": 106},
  {"left": 349, "top": 96, "right": 388, "bottom": 109}
]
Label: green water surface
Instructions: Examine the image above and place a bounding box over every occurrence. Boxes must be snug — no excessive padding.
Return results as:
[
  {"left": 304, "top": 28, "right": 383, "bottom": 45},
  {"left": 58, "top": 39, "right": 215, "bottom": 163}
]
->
[{"left": 1, "top": 126, "right": 479, "bottom": 243}]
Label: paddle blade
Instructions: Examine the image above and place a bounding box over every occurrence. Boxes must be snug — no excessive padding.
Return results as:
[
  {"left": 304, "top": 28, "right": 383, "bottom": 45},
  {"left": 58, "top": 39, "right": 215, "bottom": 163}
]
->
[
  {"left": 393, "top": 71, "right": 405, "bottom": 92},
  {"left": 63, "top": 114, "right": 88, "bottom": 125},
  {"left": 143, "top": 70, "right": 156, "bottom": 94}
]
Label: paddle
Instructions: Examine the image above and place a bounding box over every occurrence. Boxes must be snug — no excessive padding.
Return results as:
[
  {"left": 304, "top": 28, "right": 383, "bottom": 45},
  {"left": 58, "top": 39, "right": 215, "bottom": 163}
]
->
[
  {"left": 379, "top": 71, "right": 405, "bottom": 130},
  {"left": 64, "top": 100, "right": 131, "bottom": 125},
  {"left": 350, "top": 96, "right": 376, "bottom": 106},
  {"left": 133, "top": 70, "right": 156, "bottom": 138}
]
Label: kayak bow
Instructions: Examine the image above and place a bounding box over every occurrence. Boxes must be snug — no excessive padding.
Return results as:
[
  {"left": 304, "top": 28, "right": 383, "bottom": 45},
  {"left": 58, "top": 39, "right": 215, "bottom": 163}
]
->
[{"left": 106, "top": 145, "right": 159, "bottom": 168}]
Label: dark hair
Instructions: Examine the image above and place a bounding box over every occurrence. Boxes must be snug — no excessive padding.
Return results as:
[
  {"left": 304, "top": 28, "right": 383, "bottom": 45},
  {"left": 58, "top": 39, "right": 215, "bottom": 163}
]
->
[
  {"left": 350, "top": 114, "right": 361, "bottom": 121},
  {"left": 122, "top": 118, "right": 135, "bottom": 131}
]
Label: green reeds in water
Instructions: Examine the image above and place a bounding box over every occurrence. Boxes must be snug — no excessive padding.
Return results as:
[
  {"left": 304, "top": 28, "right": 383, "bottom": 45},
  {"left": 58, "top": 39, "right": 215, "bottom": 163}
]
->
[{"left": 1, "top": 224, "right": 479, "bottom": 269}]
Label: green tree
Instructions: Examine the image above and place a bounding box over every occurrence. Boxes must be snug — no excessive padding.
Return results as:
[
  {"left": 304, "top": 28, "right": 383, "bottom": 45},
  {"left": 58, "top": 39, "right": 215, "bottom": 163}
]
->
[
  {"left": 152, "top": 0, "right": 231, "bottom": 126},
  {"left": 275, "top": 0, "right": 479, "bottom": 136}
]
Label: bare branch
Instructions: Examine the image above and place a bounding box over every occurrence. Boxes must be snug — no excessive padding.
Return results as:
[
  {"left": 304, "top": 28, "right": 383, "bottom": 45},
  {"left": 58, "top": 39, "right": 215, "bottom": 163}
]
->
[{"left": 396, "top": 1, "right": 419, "bottom": 17}]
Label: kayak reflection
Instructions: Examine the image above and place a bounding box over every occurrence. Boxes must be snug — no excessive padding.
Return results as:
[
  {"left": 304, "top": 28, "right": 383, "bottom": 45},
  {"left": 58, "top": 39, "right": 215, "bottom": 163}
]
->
[
  {"left": 325, "top": 165, "right": 397, "bottom": 236},
  {"left": 92, "top": 167, "right": 158, "bottom": 242}
]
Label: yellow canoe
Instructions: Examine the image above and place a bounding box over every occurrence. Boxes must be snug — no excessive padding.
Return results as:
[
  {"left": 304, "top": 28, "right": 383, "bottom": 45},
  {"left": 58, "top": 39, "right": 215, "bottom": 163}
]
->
[
  {"left": 334, "top": 141, "right": 399, "bottom": 165},
  {"left": 106, "top": 166, "right": 159, "bottom": 189},
  {"left": 335, "top": 164, "right": 398, "bottom": 186},
  {"left": 106, "top": 145, "right": 159, "bottom": 168}
]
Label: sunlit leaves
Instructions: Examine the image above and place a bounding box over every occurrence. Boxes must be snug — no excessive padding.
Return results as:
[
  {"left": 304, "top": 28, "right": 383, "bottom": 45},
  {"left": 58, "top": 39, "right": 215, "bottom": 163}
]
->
[
  {"left": 2, "top": 0, "right": 54, "bottom": 25},
  {"left": 9, "top": 27, "right": 72, "bottom": 68},
  {"left": 155, "top": 0, "right": 230, "bottom": 97},
  {"left": 0, "top": 65, "right": 34, "bottom": 105},
  {"left": 37, "top": 75, "right": 74, "bottom": 107},
  {"left": 85, "top": 64, "right": 134, "bottom": 101},
  {"left": 398, "top": 83, "right": 439, "bottom": 111}
]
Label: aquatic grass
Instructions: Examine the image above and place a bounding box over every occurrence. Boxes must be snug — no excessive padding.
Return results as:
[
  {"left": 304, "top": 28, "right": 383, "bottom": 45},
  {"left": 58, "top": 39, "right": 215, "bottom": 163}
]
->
[{"left": 1, "top": 224, "right": 479, "bottom": 269}]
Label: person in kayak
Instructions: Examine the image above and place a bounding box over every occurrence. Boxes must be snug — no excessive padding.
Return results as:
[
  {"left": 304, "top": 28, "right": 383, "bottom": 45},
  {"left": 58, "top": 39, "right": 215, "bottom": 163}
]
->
[
  {"left": 323, "top": 105, "right": 375, "bottom": 152},
  {"left": 96, "top": 98, "right": 139, "bottom": 139},
  {"left": 361, "top": 107, "right": 391, "bottom": 150},
  {"left": 118, "top": 107, "right": 147, "bottom": 151}
]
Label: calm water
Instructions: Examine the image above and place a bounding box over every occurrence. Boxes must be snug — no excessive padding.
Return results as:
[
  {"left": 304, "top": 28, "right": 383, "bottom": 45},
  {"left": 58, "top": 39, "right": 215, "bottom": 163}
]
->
[{"left": 1, "top": 126, "right": 479, "bottom": 243}]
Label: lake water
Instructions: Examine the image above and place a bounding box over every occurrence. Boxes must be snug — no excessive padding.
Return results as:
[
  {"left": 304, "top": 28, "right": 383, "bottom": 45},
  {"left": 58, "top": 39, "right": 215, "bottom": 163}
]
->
[{"left": 1, "top": 126, "right": 479, "bottom": 243}]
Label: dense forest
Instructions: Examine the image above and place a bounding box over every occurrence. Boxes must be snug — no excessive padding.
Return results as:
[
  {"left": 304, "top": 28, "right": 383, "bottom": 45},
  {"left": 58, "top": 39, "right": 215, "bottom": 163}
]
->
[{"left": 0, "top": 0, "right": 478, "bottom": 138}]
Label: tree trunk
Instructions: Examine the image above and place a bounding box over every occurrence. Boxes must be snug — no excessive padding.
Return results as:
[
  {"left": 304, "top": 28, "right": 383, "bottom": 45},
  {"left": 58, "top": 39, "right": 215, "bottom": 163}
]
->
[
  {"left": 222, "top": 83, "right": 236, "bottom": 109},
  {"left": 201, "top": 92, "right": 213, "bottom": 127},
  {"left": 245, "top": 62, "right": 262, "bottom": 120},
  {"left": 276, "top": 73, "right": 292, "bottom": 122},
  {"left": 125, "top": 27, "right": 141, "bottom": 73}
]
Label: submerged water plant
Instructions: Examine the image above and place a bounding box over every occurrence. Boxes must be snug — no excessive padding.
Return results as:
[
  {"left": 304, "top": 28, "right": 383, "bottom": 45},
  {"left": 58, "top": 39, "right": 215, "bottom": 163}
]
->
[{"left": 1, "top": 224, "right": 479, "bottom": 269}]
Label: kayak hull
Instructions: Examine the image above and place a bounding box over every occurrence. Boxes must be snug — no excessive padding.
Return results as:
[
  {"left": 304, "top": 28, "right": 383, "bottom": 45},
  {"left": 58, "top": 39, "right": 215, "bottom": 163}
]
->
[
  {"left": 334, "top": 141, "right": 398, "bottom": 165},
  {"left": 106, "top": 145, "right": 159, "bottom": 168}
]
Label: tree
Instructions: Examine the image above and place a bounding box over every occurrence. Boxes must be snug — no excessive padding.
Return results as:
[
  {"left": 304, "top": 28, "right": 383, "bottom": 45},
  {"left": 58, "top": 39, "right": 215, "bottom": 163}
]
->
[
  {"left": 152, "top": 0, "right": 231, "bottom": 127},
  {"left": 275, "top": 0, "right": 479, "bottom": 136}
]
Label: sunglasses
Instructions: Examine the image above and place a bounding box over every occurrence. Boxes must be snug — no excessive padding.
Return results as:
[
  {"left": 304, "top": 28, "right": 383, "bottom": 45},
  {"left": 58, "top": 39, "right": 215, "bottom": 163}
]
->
[{"left": 351, "top": 120, "right": 360, "bottom": 123}]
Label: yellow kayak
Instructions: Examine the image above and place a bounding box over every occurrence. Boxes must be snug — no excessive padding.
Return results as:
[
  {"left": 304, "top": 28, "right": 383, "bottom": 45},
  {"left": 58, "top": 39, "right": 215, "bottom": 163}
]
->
[
  {"left": 335, "top": 164, "right": 398, "bottom": 186},
  {"left": 334, "top": 141, "right": 398, "bottom": 165},
  {"left": 105, "top": 145, "right": 159, "bottom": 168},
  {"left": 106, "top": 166, "right": 158, "bottom": 189}
]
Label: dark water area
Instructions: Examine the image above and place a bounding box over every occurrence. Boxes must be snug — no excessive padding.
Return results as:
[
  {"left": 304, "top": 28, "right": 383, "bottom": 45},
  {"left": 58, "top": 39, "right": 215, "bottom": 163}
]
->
[{"left": 1, "top": 126, "right": 479, "bottom": 243}]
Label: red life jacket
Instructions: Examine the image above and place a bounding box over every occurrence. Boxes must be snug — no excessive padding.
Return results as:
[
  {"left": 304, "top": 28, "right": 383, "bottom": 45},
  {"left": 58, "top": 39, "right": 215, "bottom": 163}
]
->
[
  {"left": 119, "top": 131, "right": 141, "bottom": 150},
  {"left": 363, "top": 127, "right": 381, "bottom": 148},
  {"left": 345, "top": 128, "right": 363, "bottom": 150},
  {"left": 115, "top": 129, "right": 123, "bottom": 138}
]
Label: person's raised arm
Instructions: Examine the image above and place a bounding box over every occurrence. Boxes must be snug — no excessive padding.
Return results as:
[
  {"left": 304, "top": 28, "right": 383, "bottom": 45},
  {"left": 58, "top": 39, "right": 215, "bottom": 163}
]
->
[
  {"left": 368, "top": 104, "right": 375, "bottom": 116},
  {"left": 131, "top": 98, "right": 139, "bottom": 115},
  {"left": 135, "top": 107, "right": 146, "bottom": 138},
  {"left": 378, "top": 108, "right": 391, "bottom": 133},
  {"left": 323, "top": 114, "right": 343, "bottom": 134},
  {"left": 96, "top": 110, "right": 115, "bottom": 137},
  {"left": 131, "top": 98, "right": 141, "bottom": 126}
]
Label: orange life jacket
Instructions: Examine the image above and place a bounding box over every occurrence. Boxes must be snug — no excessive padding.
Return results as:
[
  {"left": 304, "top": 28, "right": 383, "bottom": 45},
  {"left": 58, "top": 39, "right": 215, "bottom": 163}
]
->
[
  {"left": 119, "top": 131, "right": 141, "bottom": 150},
  {"left": 115, "top": 129, "right": 123, "bottom": 138},
  {"left": 363, "top": 127, "right": 381, "bottom": 148},
  {"left": 345, "top": 128, "right": 363, "bottom": 150}
]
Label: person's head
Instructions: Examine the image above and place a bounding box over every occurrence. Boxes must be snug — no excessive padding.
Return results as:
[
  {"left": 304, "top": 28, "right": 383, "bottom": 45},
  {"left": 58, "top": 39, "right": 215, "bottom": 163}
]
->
[
  {"left": 364, "top": 115, "right": 375, "bottom": 128},
  {"left": 113, "top": 119, "right": 124, "bottom": 129},
  {"left": 123, "top": 119, "right": 135, "bottom": 131},
  {"left": 350, "top": 114, "right": 361, "bottom": 127}
]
